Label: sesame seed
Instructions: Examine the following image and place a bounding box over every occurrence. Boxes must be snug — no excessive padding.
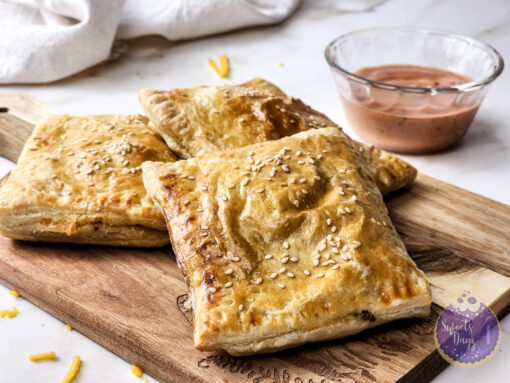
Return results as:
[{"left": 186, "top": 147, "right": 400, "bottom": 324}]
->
[
  {"left": 254, "top": 278, "right": 263, "bottom": 285},
  {"left": 337, "top": 208, "right": 345, "bottom": 215},
  {"left": 299, "top": 178, "right": 307, "bottom": 184},
  {"left": 297, "top": 160, "right": 305, "bottom": 165},
  {"left": 233, "top": 164, "right": 239, "bottom": 169},
  {"left": 201, "top": 186, "right": 208, "bottom": 191},
  {"left": 281, "top": 164, "right": 290, "bottom": 173},
  {"left": 309, "top": 158, "right": 315, "bottom": 164},
  {"left": 228, "top": 184, "right": 235, "bottom": 189},
  {"left": 279, "top": 267, "right": 287, "bottom": 274},
  {"left": 287, "top": 272, "right": 295, "bottom": 278},
  {"left": 352, "top": 241, "right": 361, "bottom": 248},
  {"left": 338, "top": 187, "right": 344, "bottom": 195},
  {"left": 342, "top": 245, "right": 349, "bottom": 251},
  {"left": 270, "top": 273, "right": 277, "bottom": 279},
  {"left": 63, "top": 191, "right": 72, "bottom": 195},
  {"left": 290, "top": 257, "right": 298, "bottom": 263},
  {"left": 232, "top": 256, "right": 241, "bottom": 262},
  {"left": 331, "top": 247, "right": 339, "bottom": 254},
  {"left": 339, "top": 169, "right": 346, "bottom": 174},
  {"left": 283, "top": 241, "right": 290, "bottom": 249},
  {"left": 209, "top": 287, "right": 217, "bottom": 293},
  {"left": 352, "top": 195, "right": 357, "bottom": 201},
  {"left": 241, "top": 177, "right": 249, "bottom": 186},
  {"left": 85, "top": 169, "right": 93, "bottom": 175},
  {"left": 256, "top": 188, "right": 265, "bottom": 193},
  {"left": 226, "top": 269, "right": 233, "bottom": 275},
  {"left": 313, "top": 259, "right": 320, "bottom": 266},
  {"left": 265, "top": 254, "right": 273, "bottom": 260},
  {"left": 326, "top": 218, "right": 332, "bottom": 226},
  {"left": 296, "top": 150, "right": 302, "bottom": 156},
  {"left": 317, "top": 154, "right": 323, "bottom": 159},
  {"left": 331, "top": 226, "right": 337, "bottom": 233},
  {"left": 197, "top": 208, "right": 203, "bottom": 212},
  {"left": 321, "top": 261, "right": 329, "bottom": 266},
  {"left": 332, "top": 265, "right": 340, "bottom": 270},
  {"left": 317, "top": 273, "right": 324, "bottom": 278},
  {"left": 313, "top": 175, "right": 321, "bottom": 181},
  {"left": 221, "top": 195, "right": 228, "bottom": 201},
  {"left": 278, "top": 283, "right": 286, "bottom": 289},
  {"left": 201, "top": 225, "right": 209, "bottom": 230},
  {"left": 281, "top": 257, "right": 289, "bottom": 264},
  {"left": 304, "top": 270, "right": 311, "bottom": 276},
  {"left": 319, "top": 243, "right": 327, "bottom": 252},
  {"left": 200, "top": 232, "right": 209, "bottom": 237},
  {"left": 290, "top": 178, "right": 296, "bottom": 184},
  {"left": 292, "top": 200, "right": 300, "bottom": 207},
  {"left": 183, "top": 200, "right": 190, "bottom": 206},
  {"left": 345, "top": 207, "right": 352, "bottom": 214},
  {"left": 239, "top": 304, "right": 244, "bottom": 311},
  {"left": 225, "top": 282, "right": 233, "bottom": 288}
]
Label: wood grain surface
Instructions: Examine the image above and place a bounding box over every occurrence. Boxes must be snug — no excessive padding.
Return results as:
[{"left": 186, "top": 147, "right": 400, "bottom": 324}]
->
[{"left": 0, "top": 94, "right": 509, "bottom": 383}]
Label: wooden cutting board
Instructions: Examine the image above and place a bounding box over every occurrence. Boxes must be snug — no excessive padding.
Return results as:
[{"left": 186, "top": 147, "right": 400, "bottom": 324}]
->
[{"left": 0, "top": 94, "right": 509, "bottom": 383}]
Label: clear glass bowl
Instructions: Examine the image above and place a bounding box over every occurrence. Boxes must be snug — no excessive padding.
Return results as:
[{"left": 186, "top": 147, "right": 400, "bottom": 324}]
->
[{"left": 325, "top": 27, "right": 504, "bottom": 153}]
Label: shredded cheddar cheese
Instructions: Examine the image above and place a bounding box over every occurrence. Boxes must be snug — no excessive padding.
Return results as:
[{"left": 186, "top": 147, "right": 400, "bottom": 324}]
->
[
  {"left": 0, "top": 306, "right": 19, "bottom": 318},
  {"left": 28, "top": 351, "right": 56, "bottom": 361},
  {"left": 66, "top": 324, "right": 73, "bottom": 331},
  {"left": 9, "top": 290, "right": 20, "bottom": 297},
  {"left": 61, "top": 355, "right": 81, "bottom": 383},
  {"left": 208, "top": 55, "right": 229, "bottom": 78},
  {"left": 131, "top": 364, "right": 143, "bottom": 377},
  {"left": 278, "top": 62, "right": 285, "bottom": 67}
]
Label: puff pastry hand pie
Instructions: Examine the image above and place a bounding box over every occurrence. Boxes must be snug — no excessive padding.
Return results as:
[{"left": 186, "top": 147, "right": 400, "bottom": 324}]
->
[
  {"left": 138, "top": 78, "right": 416, "bottom": 195},
  {"left": 0, "top": 114, "right": 177, "bottom": 247},
  {"left": 142, "top": 127, "right": 431, "bottom": 355}
]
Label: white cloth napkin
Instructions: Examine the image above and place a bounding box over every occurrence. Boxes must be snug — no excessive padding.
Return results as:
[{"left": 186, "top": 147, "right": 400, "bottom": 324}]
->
[{"left": 0, "top": 0, "right": 301, "bottom": 84}]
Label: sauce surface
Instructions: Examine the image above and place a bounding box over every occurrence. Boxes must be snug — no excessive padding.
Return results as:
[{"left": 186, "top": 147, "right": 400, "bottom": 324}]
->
[{"left": 340, "top": 64, "right": 480, "bottom": 153}]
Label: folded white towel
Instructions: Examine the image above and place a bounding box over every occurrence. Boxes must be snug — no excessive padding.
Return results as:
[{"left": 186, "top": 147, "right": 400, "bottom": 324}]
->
[{"left": 0, "top": 0, "right": 301, "bottom": 84}]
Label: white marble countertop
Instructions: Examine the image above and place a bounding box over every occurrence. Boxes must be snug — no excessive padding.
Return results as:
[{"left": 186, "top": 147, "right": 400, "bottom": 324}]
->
[{"left": 1, "top": 0, "right": 509, "bottom": 382}]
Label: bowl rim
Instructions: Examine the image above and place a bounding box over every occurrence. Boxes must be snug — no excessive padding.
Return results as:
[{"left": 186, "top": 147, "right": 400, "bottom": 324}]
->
[{"left": 324, "top": 26, "right": 504, "bottom": 94}]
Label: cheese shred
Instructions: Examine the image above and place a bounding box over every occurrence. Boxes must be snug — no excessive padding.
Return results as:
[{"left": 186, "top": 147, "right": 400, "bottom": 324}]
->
[
  {"left": 28, "top": 351, "right": 56, "bottom": 362},
  {"left": 0, "top": 306, "right": 19, "bottom": 318},
  {"left": 208, "top": 55, "right": 229, "bottom": 78},
  {"left": 131, "top": 364, "right": 143, "bottom": 377},
  {"left": 65, "top": 324, "right": 73, "bottom": 331},
  {"left": 61, "top": 355, "right": 81, "bottom": 383},
  {"left": 9, "top": 290, "right": 20, "bottom": 297}
]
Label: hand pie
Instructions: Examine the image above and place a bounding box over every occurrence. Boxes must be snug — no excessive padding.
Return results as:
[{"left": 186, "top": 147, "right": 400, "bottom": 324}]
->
[
  {"left": 142, "top": 127, "right": 431, "bottom": 355},
  {"left": 0, "top": 114, "right": 177, "bottom": 247},
  {"left": 138, "top": 77, "right": 416, "bottom": 195}
]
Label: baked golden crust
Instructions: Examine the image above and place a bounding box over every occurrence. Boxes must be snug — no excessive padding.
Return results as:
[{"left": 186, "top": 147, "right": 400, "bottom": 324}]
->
[
  {"left": 138, "top": 77, "right": 416, "bottom": 195},
  {"left": 142, "top": 127, "right": 431, "bottom": 355},
  {"left": 0, "top": 114, "right": 177, "bottom": 246}
]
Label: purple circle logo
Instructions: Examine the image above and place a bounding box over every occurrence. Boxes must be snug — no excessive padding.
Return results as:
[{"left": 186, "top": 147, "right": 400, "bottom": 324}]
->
[{"left": 435, "top": 291, "right": 500, "bottom": 367}]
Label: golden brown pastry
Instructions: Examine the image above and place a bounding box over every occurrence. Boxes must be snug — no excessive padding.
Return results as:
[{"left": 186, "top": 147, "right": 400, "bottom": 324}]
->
[
  {"left": 0, "top": 114, "right": 177, "bottom": 247},
  {"left": 142, "top": 127, "right": 431, "bottom": 355},
  {"left": 138, "top": 78, "right": 416, "bottom": 195}
]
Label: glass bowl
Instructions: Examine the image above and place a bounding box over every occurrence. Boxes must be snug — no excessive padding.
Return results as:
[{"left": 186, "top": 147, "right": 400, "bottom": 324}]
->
[{"left": 325, "top": 27, "right": 504, "bottom": 154}]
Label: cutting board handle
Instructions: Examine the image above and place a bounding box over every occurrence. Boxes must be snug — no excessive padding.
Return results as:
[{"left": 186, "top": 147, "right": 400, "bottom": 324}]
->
[{"left": 0, "top": 94, "right": 55, "bottom": 162}]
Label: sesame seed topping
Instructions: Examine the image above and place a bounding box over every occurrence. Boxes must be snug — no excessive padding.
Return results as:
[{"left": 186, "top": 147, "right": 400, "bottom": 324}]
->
[
  {"left": 256, "top": 188, "right": 265, "bottom": 193},
  {"left": 241, "top": 177, "right": 249, "bottom": 186},
  {"left": 201, "top": 186, "right": 208, "bottom": 191},
  {"left": 331, "top": 226, "right": 337, "bottom": 233},
  {"left": 317, "top": 154, "right": 323, "bottom": 159},
  {"left": 345, "top": 207, "right": 352, "bottom": 214},
  {"left": 233, "top": 164, "right": 239, "bottom": 169},
  {"left": 278, "top": 283, "right": 286, "bottom": 289},
  {"left": 319, "top": 243, "right": 327, "bottom": 252},
  {"left": 331, "top": 247, "right": 339, "bottom": 254},
  {"left": 200, "top": 232, "right": 209, "bottom": 237},
  {"left": 297, "top": 160, "right": 305, "bottom": 165},
  {"left": 281, "top": 257, "right": 289, "bottom": 264},
  {"left": 314, "top": 175, "right": 321, "bottom": 181},
  {"left": 232, "top": 256, "right": 241, "bottom": 262},
  {"left": 342, "top": 245, "right": 349, "bottom": 251},
  {"left": 239, "top": 304, "right": 244, "bottom": 311},
  {"left": 337, "top": 208, "right": 345, "bottom": 215},
  {"left": 283, "top": 241, "right": 290, "bottom": 249},
  {"left": 279, "top": 267, "right": 287, "bottom": 274},
  {"left": 287, "top": 272, "right": 295, "bottom": 278},
  {"left": 226, "top": 269, "right": 233, "bottom": 275},
  {"left": 187, "top": 176, "right": 195, "bottom": 180},
  {"left": 296, "top": 150, "right": 302, "bottom": 156},
  {"left": 309, "top": 158, "right": 315, "bottom": 164},
  {"left": 352, "top": 241, "right": 361, "bottom": 248},
  {"left": 352, "top": 195, "right": 357, "bottom": 201},
  {"left": 290, "top": 178, "right": 296, "bottom": 184},
  {"left": 221, "top": 195, "right": 228, "bottom": 201},
  {"left": 326, "top": 218, "right": 332, "bottom": 226},
  {"left": 332, "top": 265, "right": 340, "bottom": 270},
  {"left": 254, "top": 278, "right": 263, "bottom": 285},
  {"left": 270, "top": 273, "right": 277, "bottom": 279},
  {"left": 183, "top": 200, "right": 190, "bottom": 206},
  {"left": 299, "top": 178, "right": 307, "bottom": 184},
  {"left": 313, "top": 259, "right": 320, "bottom": 266},
  {"left": 281, "top": 164, "right": 290, "bottom": 173},
  {"left": 265, "top": 254, "right": 273, "bottom": 260},
  {"left": 304, "top": 270, "right": 311, "bottom": 276},
  {"left": 225, "top": 282, "right": 233, "bottom": 288},
  {"left": 292, "top": 200, "right": 300, "bottom": 208},
  {"left": 317, "top": 273, "right": 324, "bottom": 278},
  {"left": 209, "top": 287, "right": 217, "bottom": 293},
  {"left": 338, "top": 187, "right": 344, "bottom": 195},
  {"left": 290, "top": 257, "right": 298, "bottom": 263},
  {"left": 249, "top": 151, "right": 254, "bottom": 156}
]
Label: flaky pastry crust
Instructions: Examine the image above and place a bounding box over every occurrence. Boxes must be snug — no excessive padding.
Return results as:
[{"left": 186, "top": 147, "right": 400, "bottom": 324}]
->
[
  {"left": 142, "top": 127, "right": 431, "bottom": 355},
  {"left": 138, "top": 78, "right": 416, "bottom": 195},
  {"left": 0, "top": 114, "right": 177, "bottom": 246}
]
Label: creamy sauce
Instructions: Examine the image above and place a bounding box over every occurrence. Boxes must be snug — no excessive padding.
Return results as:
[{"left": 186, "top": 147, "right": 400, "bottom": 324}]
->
[{"left": 341, "top": 65, "right": 480, "bottom": 153}]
